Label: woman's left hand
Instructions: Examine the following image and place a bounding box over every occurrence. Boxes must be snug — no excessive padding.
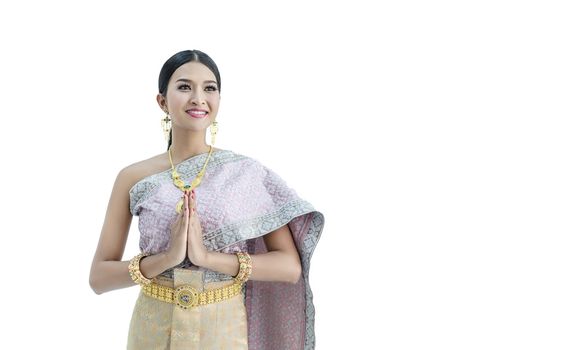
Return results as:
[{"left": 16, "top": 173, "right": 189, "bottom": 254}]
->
[{"left": 186, "top": 189, "right": 209, "bottom": 266}]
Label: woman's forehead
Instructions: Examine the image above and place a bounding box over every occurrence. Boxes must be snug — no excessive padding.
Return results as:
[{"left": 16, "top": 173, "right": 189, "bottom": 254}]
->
[{"left": 171, "top": 61, "right": 216, "bottom": 82}]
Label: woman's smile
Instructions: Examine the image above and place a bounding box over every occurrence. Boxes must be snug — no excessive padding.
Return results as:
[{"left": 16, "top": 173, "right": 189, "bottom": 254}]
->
[{"left": 186, "top": 108, "right": 209, "bottom": 119}]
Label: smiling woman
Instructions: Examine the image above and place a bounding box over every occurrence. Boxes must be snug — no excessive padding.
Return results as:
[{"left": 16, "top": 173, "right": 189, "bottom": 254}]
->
[{"left": 88, "top": 49, "right": 325, "bottom": 350}]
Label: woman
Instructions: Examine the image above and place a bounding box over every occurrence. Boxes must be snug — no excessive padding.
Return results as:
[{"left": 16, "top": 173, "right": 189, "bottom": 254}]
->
[{"left": 89, "top": 49, "right": 325, "bottom": 350}]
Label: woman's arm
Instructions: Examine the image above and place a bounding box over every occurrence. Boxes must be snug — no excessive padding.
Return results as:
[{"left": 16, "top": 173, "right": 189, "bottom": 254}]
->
[
  {"left": 89, "top": 167, "right": 178, "bottom": 295},
  {"left": 200, "top": 224, "right": 302, "bottom": 284}
]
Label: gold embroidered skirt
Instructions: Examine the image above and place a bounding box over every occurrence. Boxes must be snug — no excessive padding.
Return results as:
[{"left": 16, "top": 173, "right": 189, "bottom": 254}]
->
[{"left": 127, "top": 268, "right": 248, "bottom": 350}]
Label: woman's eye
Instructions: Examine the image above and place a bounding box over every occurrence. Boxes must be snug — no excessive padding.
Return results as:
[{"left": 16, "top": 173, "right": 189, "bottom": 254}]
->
[
  {"left": 206, "top": 85, "right": 218, "bottom": 91},
  {"left": 178, "top": 84, "right": 191, "bottom": 90}
]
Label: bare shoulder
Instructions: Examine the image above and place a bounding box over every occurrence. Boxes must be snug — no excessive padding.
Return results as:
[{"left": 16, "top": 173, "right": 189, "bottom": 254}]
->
[{"left": 120, "top": 152, "right": 170, "bottom": 189}]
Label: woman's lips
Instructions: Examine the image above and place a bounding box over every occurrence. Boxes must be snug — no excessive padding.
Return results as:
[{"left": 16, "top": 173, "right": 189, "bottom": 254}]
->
[{"left": 186, "top": 110, "right": 208, "bottom": 118}]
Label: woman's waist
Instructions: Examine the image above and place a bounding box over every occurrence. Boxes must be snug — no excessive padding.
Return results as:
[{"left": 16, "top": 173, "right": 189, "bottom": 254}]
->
[{"left": 142, "top": 268, "right": 247, "bottom": 308}]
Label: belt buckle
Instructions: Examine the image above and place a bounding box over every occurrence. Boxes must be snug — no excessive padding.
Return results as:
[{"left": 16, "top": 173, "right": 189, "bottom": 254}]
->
[{"left": 174, "top": 285, "right": 199, "bottom": 309}]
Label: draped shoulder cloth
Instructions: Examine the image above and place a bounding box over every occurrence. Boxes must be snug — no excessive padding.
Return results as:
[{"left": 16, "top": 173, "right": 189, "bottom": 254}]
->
[{"left": 129, "top": 149, "right": 325, "bottom": 350}]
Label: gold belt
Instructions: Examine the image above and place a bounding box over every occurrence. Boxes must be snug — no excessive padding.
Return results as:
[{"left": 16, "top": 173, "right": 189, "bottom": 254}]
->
[{"left": 141, "top": 281, "right": 244, "bottom": 310}]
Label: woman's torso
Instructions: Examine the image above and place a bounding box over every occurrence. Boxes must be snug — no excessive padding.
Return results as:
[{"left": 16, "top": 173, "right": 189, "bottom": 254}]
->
[{"left": 126, "top": 147, "right": 250, "bottom": 283}]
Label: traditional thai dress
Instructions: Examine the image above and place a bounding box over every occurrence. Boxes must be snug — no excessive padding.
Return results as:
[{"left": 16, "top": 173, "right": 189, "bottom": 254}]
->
[{"left": 126, "top": 149, "right": 325, "bottom": 350}]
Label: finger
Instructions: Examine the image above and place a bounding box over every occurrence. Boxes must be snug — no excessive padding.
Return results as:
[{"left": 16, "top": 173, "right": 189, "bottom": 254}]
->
[
  {"left": 191, "top": 190, "right": 197, "bottom": 215},
  {"left": 181, "top": 191, "right": 187, "bottom": 216},
  {"left": 185, "top": 192, "right": 191, "bottom": 221},
  {"left": 178, "top": 193, "right": 186, "bottom": 218},
  {"left": 189, "top": 189, "right": 195, "bottom": 216},
  {"left": 179, "top": 193, "right": 188, "bottom": 218}
]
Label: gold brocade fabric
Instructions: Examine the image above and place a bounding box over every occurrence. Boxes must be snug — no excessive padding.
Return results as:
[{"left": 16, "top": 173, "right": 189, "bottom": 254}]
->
[{"left": 127, "top": 268, "right": 248, "bottom": 350}]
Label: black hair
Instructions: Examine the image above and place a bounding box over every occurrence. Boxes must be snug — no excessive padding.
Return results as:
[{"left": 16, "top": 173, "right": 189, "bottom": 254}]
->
[{"left": 158, "top": 50, "right": 221, "bottom": 150}]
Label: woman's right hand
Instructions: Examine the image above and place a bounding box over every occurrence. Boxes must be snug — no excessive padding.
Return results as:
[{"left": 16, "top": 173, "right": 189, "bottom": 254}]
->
[{"left": 165, "top": 190, "right": 191, "bottom": 266}]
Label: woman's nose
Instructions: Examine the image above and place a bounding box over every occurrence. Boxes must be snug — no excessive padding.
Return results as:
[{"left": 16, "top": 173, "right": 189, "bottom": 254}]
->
[{"left": 189, "top": 91, "right": 206, "bottom": 105}]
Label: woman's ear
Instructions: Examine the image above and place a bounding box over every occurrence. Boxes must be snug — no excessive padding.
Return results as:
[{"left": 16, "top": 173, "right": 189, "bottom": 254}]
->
[{"left": 156, "top": 93, "right": 167, "bottom": 113}]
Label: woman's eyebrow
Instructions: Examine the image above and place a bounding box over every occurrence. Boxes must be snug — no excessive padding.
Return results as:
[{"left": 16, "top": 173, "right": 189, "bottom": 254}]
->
[{"left": 175, "top": 78, "right": 217, "bottom": 84}]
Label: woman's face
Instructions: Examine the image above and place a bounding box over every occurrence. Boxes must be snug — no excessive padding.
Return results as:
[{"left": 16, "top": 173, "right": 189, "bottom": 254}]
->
[{"left": 158, "top": 61, "right": 220, "bottom": 131}]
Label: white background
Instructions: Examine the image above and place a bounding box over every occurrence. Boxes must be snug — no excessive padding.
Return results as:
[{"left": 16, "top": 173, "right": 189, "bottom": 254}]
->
[{"left": 1, "top": 1, "right": 572, "bottom": 349}]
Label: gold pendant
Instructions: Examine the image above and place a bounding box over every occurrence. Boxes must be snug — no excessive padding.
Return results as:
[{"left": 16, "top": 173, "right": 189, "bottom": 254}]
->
[{"left": 176, "top": 198, "right": 184, "bottom": 213}]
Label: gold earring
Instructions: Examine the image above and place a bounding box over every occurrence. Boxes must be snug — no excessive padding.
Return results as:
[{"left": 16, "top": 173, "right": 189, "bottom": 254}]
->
[
  {"left": 161, "top": 112, "right": 171, "bottom": 142},
  {"left": 210, "top": 121, "right": 218, "bottom": 146}
]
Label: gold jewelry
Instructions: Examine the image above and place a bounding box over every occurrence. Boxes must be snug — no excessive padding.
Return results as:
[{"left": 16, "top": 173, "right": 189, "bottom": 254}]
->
[
  {"left": 210, "top": 120, "right": 218, "bottom": 145},
  {"left": 233, "top": 252, "right": 252, "bottom": 284},
  {"left": 128, "top": 252, "right": 154, "bottom": 285},
  {"left": 142, "top": 280, "right": 243, "bottom": 310},
  {"left": 161, "top": 112, "right": 171, "bottom": 142},
  {"left": 169, "top": 145, "right": 214, "bottom": 213}
]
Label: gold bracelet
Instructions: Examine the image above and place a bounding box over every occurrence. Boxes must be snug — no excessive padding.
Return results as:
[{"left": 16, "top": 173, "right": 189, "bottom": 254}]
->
[
  {"left": 128, "top": 252, "right": 154, "bottom": 286},
  {"left": 233, "top": 252, "right": 252, "bottom": 284}
]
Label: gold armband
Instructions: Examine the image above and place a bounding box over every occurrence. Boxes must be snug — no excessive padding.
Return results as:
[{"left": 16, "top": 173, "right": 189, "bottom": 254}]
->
[
  {"left": 128, "top": 252, "right": 154, "bottom": 286},
  {"left": 233, "top": 252, "right": 252, "bottom": 284}
]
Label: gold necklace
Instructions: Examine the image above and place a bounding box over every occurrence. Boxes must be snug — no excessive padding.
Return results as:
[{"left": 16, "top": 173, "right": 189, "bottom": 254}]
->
[{"left": 169, "top": 145, "right": 214, "bottom": 213}]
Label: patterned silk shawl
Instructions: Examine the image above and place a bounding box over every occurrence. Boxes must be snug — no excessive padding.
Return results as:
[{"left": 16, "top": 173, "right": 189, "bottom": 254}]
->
[{"left": 128, "top": 149, "right": 325, "bottom": 350}]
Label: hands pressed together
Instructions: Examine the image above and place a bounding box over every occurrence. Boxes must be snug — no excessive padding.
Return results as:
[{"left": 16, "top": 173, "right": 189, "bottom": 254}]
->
[{"left": 167, "top": 189, "right": 209, "bottom": 267}]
